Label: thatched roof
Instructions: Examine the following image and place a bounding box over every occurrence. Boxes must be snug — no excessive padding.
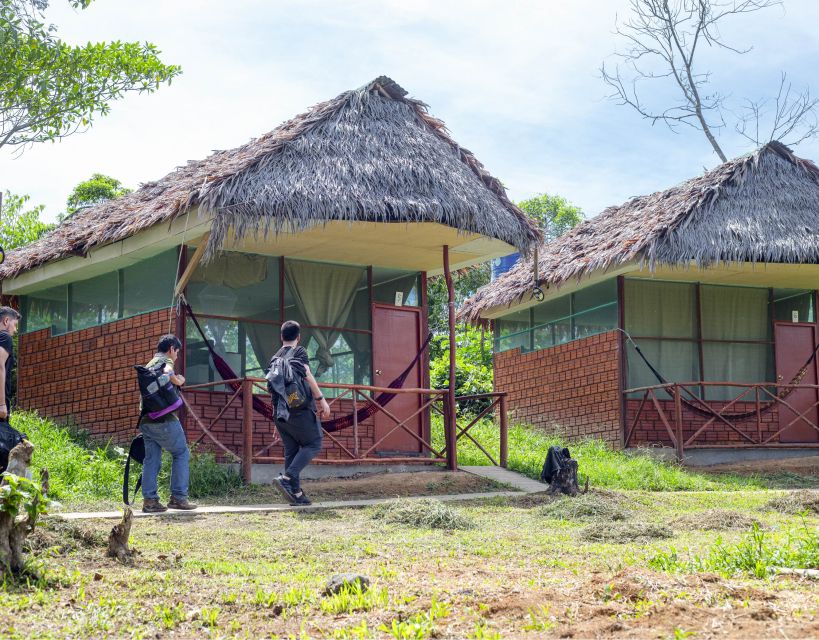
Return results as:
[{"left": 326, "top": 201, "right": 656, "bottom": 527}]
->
[
  {"left": 0, "top": 76, "right": 540, "bottom": 281},
  {"left": 460, "top": 141, "right": 819, "bottom": 323}
]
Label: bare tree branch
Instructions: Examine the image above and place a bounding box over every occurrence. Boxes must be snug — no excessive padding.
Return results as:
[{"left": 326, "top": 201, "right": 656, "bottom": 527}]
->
[{"left": 601, "top": 0, "right": 785, "bottom": 162}]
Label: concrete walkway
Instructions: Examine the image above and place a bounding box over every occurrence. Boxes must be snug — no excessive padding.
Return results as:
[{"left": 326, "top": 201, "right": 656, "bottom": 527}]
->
[{"left": 56, "top": 467, "right": 547, "bottom": 521}]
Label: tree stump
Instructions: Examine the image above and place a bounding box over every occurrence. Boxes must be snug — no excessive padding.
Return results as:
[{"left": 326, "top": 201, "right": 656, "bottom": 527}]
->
[
  {"left": 106, "top": 508, "right": 133, "bottom": 563},
  {"left": 547, "top": 457, "right": 580, "bottom": 496},
  {"left": 0, "top": 440, "right": 45, "bottom": 578}
]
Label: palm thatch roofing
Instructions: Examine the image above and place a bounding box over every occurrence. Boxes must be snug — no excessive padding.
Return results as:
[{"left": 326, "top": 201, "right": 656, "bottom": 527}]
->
[
  {"left": 0, "top": 76, "right": 540, "bottom": 281},
  {"left": 460, "top": 141, "right": 819, "bottom": 323}
]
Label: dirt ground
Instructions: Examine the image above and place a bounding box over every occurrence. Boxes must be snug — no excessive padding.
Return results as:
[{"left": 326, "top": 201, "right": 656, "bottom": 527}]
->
[
  {"left": 696, "top": 455, "right": 819, "bottom": 477},
  {"left": 2, "top": 487, "right": 818, "bottom": 639}
]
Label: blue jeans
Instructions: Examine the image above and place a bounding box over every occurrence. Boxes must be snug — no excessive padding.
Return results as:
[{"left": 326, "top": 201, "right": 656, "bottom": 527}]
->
[{"left": 140, "top": 418, "right": 190, "bottom": 500}]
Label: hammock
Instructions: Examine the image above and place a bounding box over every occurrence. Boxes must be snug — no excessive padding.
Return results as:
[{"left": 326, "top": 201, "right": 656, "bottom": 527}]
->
[
  {"left": 620, "top": 328, "right": 819, "bottom": 421},
  {"left": 182, "top": 301, "right": 432, "bottom": 433}
]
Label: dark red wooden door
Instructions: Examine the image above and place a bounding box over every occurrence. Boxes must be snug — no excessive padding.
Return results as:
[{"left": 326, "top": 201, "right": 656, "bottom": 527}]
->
[
  {"left": 372, "top": 304, "right": 423, "bottom": 454},
  {"left": 775, "top": 323, "right": 819, "bottom": 443}
]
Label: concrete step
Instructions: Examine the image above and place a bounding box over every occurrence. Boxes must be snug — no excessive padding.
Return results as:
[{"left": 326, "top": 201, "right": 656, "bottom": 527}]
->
[{"left": 459, "top": 465, "right": 547, "bottom": 493}]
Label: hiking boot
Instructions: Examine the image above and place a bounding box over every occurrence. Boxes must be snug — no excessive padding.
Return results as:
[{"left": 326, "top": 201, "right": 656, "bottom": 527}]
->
[
  {"left": 292, "top": 490, "right": 312, "bottom": 506},
  {"left": 274, "top": 474, "right": 297, "bottom": 504},
  {"left": 142, "top": 498, "right": 167, "bottom": 513},
  {"left": 167, "top": 496, "right": 198, "bottom": 510}
]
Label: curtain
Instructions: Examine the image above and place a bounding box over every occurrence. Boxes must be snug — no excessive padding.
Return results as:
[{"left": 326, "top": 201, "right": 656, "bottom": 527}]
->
[
  {"left": 700, "top": 285, "right": 770, "bottom": 340},
  {"left": 624, "top": 280, "right": 697, "bottom": 338},
  {"left": 190, "top": 252, "right": 268, "bottom": 288},
  {"left": 285, "top": 261, "right": 365, "bottom": 376},
  {"left": 244, "top": 320, "right": 279, "bottom": 374}
]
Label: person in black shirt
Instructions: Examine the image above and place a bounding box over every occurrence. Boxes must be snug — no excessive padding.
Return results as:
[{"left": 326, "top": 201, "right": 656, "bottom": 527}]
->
[
  {"left": 0, "top": 306, "right": 21, "bottom": 421},
  {"left": 272, "top": 320, "right": 330, "bottom": 505}
]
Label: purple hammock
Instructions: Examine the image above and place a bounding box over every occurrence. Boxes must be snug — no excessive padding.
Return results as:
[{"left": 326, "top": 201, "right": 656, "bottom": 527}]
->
[{"left": 182, "top": 301, "right": 433, "bottom": 433}]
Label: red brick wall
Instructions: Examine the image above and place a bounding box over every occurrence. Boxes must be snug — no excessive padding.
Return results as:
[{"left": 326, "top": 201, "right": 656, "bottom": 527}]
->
[
  {"left": 625, "top": 397, "right": 780, "bottom": 446},
  {"left": 493, "top": 331, "right": 622, "bottom": 445},
  {"left": 17, "top": 310, "right": 377, "bottom": 459},
  {"left": 18, "top": 309, "right": 171, "bottom": 442}
]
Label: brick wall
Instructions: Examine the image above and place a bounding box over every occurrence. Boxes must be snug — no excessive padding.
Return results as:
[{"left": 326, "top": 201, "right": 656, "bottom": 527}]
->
[
  {"left": 625, "top": 397, "right": 780, "bottom": 446},
  {"left": 18, "top": 309, "right": 171, "bottom": 442},
  {"left": 17, "top": 310, "right": 379, "bottom": 459},
  {"left": 493, "top": 331, "right": 622, "bottom": 445}
]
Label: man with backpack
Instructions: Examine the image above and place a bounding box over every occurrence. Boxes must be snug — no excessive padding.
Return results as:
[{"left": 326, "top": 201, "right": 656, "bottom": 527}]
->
[
  {"left": 268, "top": 321, "right": 330, "bottom": 506},
  {"left": 138, "top": 335, "right": 197, "bottom": 513},
  {"left": 0, "top": 306, "right": 26, "bottom": 474}
]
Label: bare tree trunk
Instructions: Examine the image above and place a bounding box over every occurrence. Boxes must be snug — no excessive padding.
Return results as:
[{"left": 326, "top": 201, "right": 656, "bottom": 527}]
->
[
  {"left": 106, "top": 508, "right": 134, "bottom": 563},
  {"left": 0, "top": 440, "right": 44, "bottom": 578}
]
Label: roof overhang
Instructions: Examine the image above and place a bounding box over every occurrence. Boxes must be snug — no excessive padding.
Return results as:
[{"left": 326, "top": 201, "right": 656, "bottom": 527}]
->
[{"left": 2, "top": 213, "right": 518, "bottom": 295}]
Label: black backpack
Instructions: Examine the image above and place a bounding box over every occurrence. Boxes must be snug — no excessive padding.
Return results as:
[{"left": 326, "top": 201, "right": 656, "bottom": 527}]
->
[
  {"left": 0, "top": 421, "right": 26, "bottom": 475},
  {"left": 134, "top": 361, "right": 183, "bottom": 420},
  {"left": 122, "top": 433, "right": 145, "bottom": 505},
  {"left": 266, "top": 349, "right": 310, "bottom": 411}
]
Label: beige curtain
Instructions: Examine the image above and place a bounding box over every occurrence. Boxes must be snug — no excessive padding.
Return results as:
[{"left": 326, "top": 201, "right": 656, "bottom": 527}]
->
[{"left": 285, "top": 261, "right": 365, "bottom": 376}]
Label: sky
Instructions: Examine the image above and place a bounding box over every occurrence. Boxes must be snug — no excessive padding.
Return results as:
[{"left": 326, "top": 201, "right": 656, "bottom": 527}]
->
[{"left": 2, "top": 0, "right": 819, "bottom": 224}]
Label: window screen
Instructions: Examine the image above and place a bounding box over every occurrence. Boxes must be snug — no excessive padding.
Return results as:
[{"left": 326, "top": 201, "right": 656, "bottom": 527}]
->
[
  {"left": 122, "top": 249, "right": 178, "bottom": 317},
  {"left": 22, "top": 286, "right": 67, "bottom": 334},
  {"left": 70, "top": 272, "right": 119, "bottom": 331}
]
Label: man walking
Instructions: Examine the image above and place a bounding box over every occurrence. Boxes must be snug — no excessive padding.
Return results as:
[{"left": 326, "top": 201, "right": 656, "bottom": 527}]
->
[
  {"left": 140, "top": 334, "right": 197, "bottom": 513},
  {"left": 271, "top": 321, "right": 330, "bottom": 506},
  {"left": 0, "top": 306, "right": 21, "bottom": 422}
]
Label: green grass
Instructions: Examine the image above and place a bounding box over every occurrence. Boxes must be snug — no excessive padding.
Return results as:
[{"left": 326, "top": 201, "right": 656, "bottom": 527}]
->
[
  {"left": 433, "top": 415, "right": 818, "bottom": 491},
  {"left": 12, "top": 411, "right": 243, "bottom": 508}
]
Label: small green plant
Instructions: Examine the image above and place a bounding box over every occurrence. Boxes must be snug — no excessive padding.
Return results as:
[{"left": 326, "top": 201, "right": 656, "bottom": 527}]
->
[
  {"left": 379, "top": 597, "right": 451, "bottom": 639},
  {"left": 332, "top": 620, "right": 374, "bottom": 639},
  {"left": 522, "top": 605, "right": 554, "bottom": 632},
  {"left": 469, "top": 620, "right": 501, "bottom": 640},
  {"left": 200, "top": 606, "right": 219, "bottom": 629},
  {"left": 673, "top": 628, "right": 696, "bottom": 639},
  {"left": 153, "top": 603, "right": 186, "bottom": 630},
  {"left": 321, "top": 582, "right": 388, "bottom": 615}
]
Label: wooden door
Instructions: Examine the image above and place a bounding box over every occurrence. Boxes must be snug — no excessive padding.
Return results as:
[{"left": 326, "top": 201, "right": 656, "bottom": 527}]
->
[
  {"left": 775, "top": 323, "right": 819, "bottom": 443},
  {"left": 372, "top": 304, "right": 423, "bottom": 454}
]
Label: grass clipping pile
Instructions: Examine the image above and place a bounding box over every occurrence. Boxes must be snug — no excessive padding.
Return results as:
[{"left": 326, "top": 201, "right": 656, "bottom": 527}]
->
[
  {"left": 539, "top": 491, "right": 631, "bottom": 522},
  {"left": 371, "top": 498, "right": 476, "bottom": 530},
  {"left": 766, "top": 489, "right": 819, "bottom": 514}
]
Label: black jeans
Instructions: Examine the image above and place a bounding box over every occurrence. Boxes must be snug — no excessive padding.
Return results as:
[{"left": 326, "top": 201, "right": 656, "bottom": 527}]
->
[{"left": 275, "top": 410, "right": 323, "bottom": 491}]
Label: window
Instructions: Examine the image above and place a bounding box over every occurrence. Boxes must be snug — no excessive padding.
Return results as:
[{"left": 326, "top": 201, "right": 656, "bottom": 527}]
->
[
  {"left": 624, "top": 280, "right": 776, "bottom": 400},
  {"left": 70, "top": 271, "right": 119, "bottom": 331},
  {"left": 773, "top": 289, "right": 815, "bottom": 323},
  {"left": 122, "top": 249, "right": 178, "bottom": 317},
  {"left": 372, "top": 268, "right": 421, "bottom": 307},
  {"left": 188, "top": 252, "right": 279, "bottom": 320},
  {"left": 21, "top": 249, "right": 179, "bottom": 335},
  {"left": 495, "top": 280, "right": 618, "bottom": 353},
  {"left": 22, "top": 286, "right": 67, "bottom": 334}
]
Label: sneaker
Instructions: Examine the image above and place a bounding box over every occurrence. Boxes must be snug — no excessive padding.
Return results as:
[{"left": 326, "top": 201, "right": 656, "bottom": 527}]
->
[
  {"left": 274, "top": 475, "right": 297, "bottom": 504},
  {"left": 167, "top": 496, "right": 198, "bottom": 510},
  {"left": 142, "top": 498, "right": 167, "bottom": 513},
  {"left": 292, "top": 490, "right": 312, "bottom": 506}
]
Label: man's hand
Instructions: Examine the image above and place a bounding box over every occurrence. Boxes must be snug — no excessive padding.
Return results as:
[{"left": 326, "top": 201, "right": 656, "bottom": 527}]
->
[
  {"left": 171, "top": 374, "right": 186, "bottom": 387},
  {"left": 319, "top": 398, "right": 331, "bottom": 420},
  {"left": 0, "top": 407, "right": 7, "bottom": 421}
]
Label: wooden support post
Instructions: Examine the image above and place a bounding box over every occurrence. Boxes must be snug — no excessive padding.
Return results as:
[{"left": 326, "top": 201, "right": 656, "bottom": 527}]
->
[
  {"left": 443, "top": 245, "right": 458, "bottom": 471},
  {"left": 499, "top": 394, "right": 508, "bottom": 468},
  {"left": 674, "top": 384, "right": 684, "bottom": 462},
  {"left": 242, "top": 378, "right": 253, "bottom": 484}
]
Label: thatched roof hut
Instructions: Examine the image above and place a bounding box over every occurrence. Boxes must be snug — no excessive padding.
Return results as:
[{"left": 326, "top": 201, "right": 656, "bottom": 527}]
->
[
  {"left": 0, "top": 76, "right": 540, "bottom": 282},
  {"left": 460, "top": 141, "right": 819, "bottom": 323}
]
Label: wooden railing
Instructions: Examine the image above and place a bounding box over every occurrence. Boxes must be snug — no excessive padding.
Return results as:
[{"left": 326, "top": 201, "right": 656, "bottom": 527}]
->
[
  {"left": 181, "top": 378, "right": 508, "bottom": 482},
  {"left": 624, "top": 381, "right": 819, "bottom": 460}
]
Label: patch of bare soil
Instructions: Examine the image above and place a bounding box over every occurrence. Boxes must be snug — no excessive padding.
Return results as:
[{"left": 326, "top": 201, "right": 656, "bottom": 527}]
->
[
  {"left": 672, "top": 508, "right": 761, "bottom": 531},
  {"left": 224, "top": 470, "right": 506, "bottom": 504},
  {"left": 699, "top": 455, "right": 819, "bottom": 476}
]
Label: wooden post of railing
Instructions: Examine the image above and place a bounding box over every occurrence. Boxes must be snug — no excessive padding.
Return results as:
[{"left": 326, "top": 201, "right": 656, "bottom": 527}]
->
[
  {"left": 499, "top": 394, "right": 508, "bottom": 468},
  {"left": 443, "top": 244, "right": 458, "bottom": 471},
  {"left": 674, "top": 384, "right": 684, "bottom": 462},
  {"left": 242, "top": 378, "right": 253, "bottom": 484},
  {"left": 755, "top": 385, "right": 762, "bottom": 444}
]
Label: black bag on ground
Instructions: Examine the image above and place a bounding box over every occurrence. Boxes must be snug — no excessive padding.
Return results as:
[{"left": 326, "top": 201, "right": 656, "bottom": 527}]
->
[
  {"left": 540, "top": 445, "right": 572, "bottom": 484},
  {"left": 123, "top": 433, "right": 145, "bottom": 505},
  {"left": 0, "top": 421, "right": 27, "bottom": 475},
  {"left": 265, "top": 350, "right": 310, "bottom": 412}
]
